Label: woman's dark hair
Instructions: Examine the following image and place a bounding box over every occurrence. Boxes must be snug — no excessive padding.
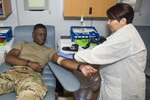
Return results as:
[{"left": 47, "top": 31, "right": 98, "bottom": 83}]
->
[
  {"left": 33, "top": 23, "right": 47, "bottom": 32},
  {"left": 107, "top": 3, "right": 134, "bottom": 24}
]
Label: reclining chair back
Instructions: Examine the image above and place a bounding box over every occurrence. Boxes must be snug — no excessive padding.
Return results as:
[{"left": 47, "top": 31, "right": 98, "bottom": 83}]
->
[{"left": 0, "top": 25, "right": 56, "bottom": 100}]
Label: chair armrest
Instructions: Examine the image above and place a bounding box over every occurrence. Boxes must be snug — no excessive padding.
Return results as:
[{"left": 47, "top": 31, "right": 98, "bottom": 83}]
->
[{"left": 48, "top": 62, "right": 80, "bottom": 92}]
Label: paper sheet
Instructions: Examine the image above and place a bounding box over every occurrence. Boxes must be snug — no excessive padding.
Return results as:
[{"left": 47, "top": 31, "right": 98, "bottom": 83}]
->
[{"left": 28, "top": 0, "right": 45, "bottom": 7}]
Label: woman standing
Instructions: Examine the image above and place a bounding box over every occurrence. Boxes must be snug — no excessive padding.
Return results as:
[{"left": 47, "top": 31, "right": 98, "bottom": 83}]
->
[{"left": 73, "top": 3, "right": 147, "bottom": 100}]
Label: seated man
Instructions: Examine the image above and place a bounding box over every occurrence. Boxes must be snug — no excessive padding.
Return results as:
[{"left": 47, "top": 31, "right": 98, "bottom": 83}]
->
[{"left": 0, "top": 24, "right": 97, "bottom": 100}]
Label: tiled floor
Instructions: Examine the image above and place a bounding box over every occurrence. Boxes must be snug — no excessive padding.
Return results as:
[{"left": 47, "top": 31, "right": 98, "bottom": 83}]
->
[{"left": 57, "top": 97, "right": 74, "bottom": 100}]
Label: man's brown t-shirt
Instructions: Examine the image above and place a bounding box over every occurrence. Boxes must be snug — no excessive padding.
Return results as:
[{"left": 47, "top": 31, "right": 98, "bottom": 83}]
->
[{"left": 14, "top": 41, "right": 56, "bottom": 67}]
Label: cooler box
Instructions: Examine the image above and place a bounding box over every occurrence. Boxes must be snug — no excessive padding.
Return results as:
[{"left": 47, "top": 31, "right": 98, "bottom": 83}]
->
[
  {"left": 70, "top": 26, "right": 100, "bottom": 47},
  {"left": 0, "top": 27, "right": 13, "bottom": 42}
]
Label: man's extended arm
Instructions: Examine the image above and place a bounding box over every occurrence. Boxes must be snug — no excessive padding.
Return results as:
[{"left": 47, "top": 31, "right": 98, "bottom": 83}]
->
[{"left": 51, "top": 53, "right": 97, "bottom": 76}]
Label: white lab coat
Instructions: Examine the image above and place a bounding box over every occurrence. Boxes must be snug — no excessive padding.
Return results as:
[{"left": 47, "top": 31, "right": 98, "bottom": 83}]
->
[{"left": 74, "top": 24, "right": 147, "bottom": 100}]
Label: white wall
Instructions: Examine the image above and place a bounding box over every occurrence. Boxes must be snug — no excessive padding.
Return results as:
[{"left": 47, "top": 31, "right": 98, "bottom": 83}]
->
[
  {"left": 0, "top": 0, "right": 150, "bottom": 41},
  {"left": 133, "top": 0, "right": 150, "bottom": 25}
]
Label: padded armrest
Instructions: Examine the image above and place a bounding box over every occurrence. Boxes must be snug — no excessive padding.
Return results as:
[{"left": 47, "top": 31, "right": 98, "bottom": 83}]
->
[{"left": 48, "top": 62, "right": 80, "bottom": 92}]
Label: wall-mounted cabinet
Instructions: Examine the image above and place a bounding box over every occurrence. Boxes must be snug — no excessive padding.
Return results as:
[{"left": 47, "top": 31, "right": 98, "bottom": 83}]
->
[
  {"left": 0, "top": 0, "right": 12, "bottom": 19},
  {"left": 64, "top": 0, "right": 116, "bottom": 18}
]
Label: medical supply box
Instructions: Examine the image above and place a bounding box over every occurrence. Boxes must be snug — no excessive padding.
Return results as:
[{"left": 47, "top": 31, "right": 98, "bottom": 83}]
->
[
  {"left": 70, "top": 26, "right": 100, "bottom": 46},
  {"left": 0, "top": 27, "right": 13, "bottom": 42},
  {"left": 0, "top": 38, "right": 6, "bottom": 46}
]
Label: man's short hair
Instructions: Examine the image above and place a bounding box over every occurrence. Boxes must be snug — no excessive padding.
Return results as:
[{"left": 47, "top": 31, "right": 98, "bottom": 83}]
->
[
  {"left": 33, "top": 23, "right": 47, "bottom": 32},
  {"left": 107, "top": 3, "right": 134, "bottom": 24}
]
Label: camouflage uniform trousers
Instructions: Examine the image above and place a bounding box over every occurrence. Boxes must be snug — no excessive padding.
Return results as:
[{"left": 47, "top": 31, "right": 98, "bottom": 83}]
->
[{"left": 0, "top": 66, "right": 48, "bottom": 100}]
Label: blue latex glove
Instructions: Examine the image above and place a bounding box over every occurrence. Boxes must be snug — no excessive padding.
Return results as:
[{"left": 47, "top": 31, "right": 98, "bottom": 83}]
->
[{"left": 57, "top": 52, "right": 74, "bottom": 59}]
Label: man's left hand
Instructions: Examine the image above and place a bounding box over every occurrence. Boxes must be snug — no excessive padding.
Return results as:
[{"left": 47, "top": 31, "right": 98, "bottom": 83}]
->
[
  {"left": 28, "top": 61, "right": 43, "bottom": 73},
  {"left": 80, "top": 65, "right": 97, "bottom": 76}
]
